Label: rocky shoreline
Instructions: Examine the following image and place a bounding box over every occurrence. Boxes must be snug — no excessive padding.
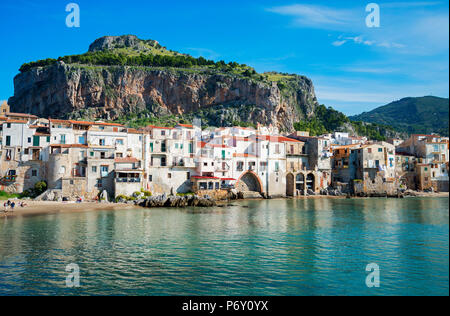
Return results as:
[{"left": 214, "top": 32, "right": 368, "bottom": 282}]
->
[{"left": 136, "top": 194, "right": 217, "bottom": 208}]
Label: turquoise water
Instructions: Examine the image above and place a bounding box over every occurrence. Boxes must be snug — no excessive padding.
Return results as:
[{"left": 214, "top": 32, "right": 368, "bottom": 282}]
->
[{"left": 0, "top": 197, "right": 448, "bottom": 296}]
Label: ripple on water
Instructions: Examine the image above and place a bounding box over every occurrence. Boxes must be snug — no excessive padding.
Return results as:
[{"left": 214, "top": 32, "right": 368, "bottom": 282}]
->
[{"left": 0, "top": 197, "right": 448, "bottom": 296}]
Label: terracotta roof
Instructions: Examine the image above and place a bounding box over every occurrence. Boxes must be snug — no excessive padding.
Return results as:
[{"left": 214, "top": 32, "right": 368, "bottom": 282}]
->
[
  {"left": 4, "top": 119, "right": 27, "bottom": 124},
  {"left": 127, "top": 128, "right": 143, "bottom": 134},
  {"left": 255, "top": 135, "right": 302, "bottom": 143},
  {"left": 93, "top": 122, "right": 124, "bottom": 127},
  {"left": 34, "top": 132, "right": 51, "bottom": 137},
  {"left": 221, "top": 178, "right": 236, "bottom": 181},
  {"left": 69, "top": 120, "right": 93, "bottom": 125},
  {"left": 115, "top": 157, "right": 140, "bottom": 163},
  {"left": 49, "top": 119, "right": 71, "bottom": 125},
  {"left": 198, "top": 141, "right": 231, "bottom": 149},
  {"left": 5, "top": 112, "right": 38, "bottom": 118},
  {"left": 191, "top": 176, "right": 220, "bottom": 180},
  {"left": 232, "top": 136, "right": 252, "bottom": 142},
  {"left": 233, "top": 153, "right": 257, "bottom": 158},
  {"left": 49, "top": 119, "right": 124, "bottom": 127},
  {"left": 177, "top": 124, "right": 194, "bottom": 128}
]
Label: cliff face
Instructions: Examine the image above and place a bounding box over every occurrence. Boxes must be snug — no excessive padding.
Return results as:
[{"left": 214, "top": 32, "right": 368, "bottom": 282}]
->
[{"left": 9, "top": 36, "right": 319, "bottom": 132}]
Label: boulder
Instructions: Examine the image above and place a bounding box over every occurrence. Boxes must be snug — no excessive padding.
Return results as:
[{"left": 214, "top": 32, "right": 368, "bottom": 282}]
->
[{"left": 100, "top": 190, "right": 109, "bottom": 203}]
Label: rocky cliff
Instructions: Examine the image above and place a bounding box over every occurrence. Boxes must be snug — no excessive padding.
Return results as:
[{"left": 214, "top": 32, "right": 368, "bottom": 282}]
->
[{"left": 9, "top": 35, "right": 319, "bottom": 132}]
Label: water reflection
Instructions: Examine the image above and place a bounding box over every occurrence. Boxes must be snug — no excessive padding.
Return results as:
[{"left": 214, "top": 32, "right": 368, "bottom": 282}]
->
[{"left": 0, "top": 197, "right": 448, "bottom": 296}]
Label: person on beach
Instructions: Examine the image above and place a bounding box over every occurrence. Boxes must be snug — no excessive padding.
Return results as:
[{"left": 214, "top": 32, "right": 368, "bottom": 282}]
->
[
  {"left": 10, "top": 201, "right": 15, "bottom": 211},
  {"left": 3, "top": 201, "right": 8, "bottom": 212}
]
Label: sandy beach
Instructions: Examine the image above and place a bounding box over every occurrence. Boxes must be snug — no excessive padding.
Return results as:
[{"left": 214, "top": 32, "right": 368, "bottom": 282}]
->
[
  {"left": 0, "top": 201, "right": 136, "bottom": 219},
  {"left": 1, "top": 192, "right": 448, "bottom": 219}
]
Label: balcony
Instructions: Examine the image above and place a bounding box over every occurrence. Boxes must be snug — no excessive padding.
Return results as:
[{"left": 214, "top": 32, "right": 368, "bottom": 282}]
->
[{"left": 115, "top": 177, "right": 141, "bottom": 183}]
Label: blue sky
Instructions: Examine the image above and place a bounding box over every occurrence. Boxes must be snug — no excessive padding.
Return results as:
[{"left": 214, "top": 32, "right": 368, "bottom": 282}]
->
[{"left": 0, "top": 0, "right": 448, "bottom": 115}]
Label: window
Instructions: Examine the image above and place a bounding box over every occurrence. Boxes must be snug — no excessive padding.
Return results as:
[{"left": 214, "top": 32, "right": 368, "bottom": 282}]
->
[
  {"left": 150, "top": 143, "right": 154, "bottom": 152},
  {"left": 60, "top": 134, "right": 66, "bottom": 145},
  {"left": 97, "top": 179, "right": 102, "bottom": 188},
  {"left": 100, "top": 166, "right": 109, "bottom": 177},
  {"left": 168, "top": 173, "right": 172, "bottom": 179},
  {"left": 28, "top": 137, "right": 31, "bottom": 143},
  {"left": 378, "top": 148, "right": 383, "bottom": 152},
  {"left": 175, "top": 143, "right": 179, "bottom": 149},
  {"left": 368, "top": 148, "right": 372, "bottom": 153},
  {"left": 116, "top": 153, "right": 123, "bottom": 158},
  {"left": 161, "top": 157, "right": 167, "bottom": 167},
  {"left": 90, "top": 151, "right": 94, "bottom": 157},
  {"left": 7, "top": 123, "right": 11, "bottom": 128},
  {"left": 237, "top": 161, "right": 244, "bottom": 171},
  {"left": 99, "top": 139, "right": 106, "bottom": 146},
  {"left": 6, "top": 135, "right": 11, "bottom": 146},
  {"left": 91, "top": 166, "right": 97, "bottom": 173},
  {"left": 78, "top": 136, "right": 85, "bottom": 144},
  {"left": 59, "top": 166, "right": 66, "bottom": 174},
  {"left": 275, "top": 162, "right": 280, "bottom": 172},
  {"left": 275, "top": 144, "right": 280, "bottom": 154},
  {"left": 116, "top": 139, "right": 124, "bottom": 145},
  {"left": 161, "top": 142, "right": 166, "bottom": 152},
  {"left": 70, "top": 180, "right": 74, "bottom": 185},
  {"left": 32, "top": 170, "right": 37, "bottom": 177},
  {"left": 46, "top": 136, "right": 50, "bottom": 143},
  {"left": 204, "top": 162, "right": 208, "bottom": 166},
  {"left": 187, "top": 172, "right": 191, "bottom": 180},
  {"left": 161, "top": 131, "right": 166, "bottom": 136},
  {"left": 149, "top": 175, "right": 153, "bottom": 182},
  {"left": 25, "top": 149, "right": 29, "bottom": 155}
]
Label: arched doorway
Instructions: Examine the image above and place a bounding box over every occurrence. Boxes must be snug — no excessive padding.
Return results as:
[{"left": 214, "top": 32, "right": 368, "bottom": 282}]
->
[
  {"left": 286, "top": 173, "right": 295, "bottom": 196},
  {"left": 237, "top": 172, "right": 262, "bottom": 193},
  {"left": 307, "top": 173, "right": 315, "bottom": 191},
  {"left": 296, "top": 173, "right": 305, "bottom": 191}
]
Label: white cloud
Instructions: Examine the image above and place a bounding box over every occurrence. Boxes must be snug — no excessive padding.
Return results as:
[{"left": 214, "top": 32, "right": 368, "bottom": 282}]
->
[
  {"left": 332, "top": 40, "right": 347, "bottom": 47},
  {"left": 267, "top": 4, "right": 357, "bottom": 29},
  {"left": 380, "top": 1, "right": 442, "bottom": 8},
  {"left": 331, "top": 35, "right": 384, "bottom": 47},
  {"left": 269, "top": 2, "right": 448, "bottom": 55}
]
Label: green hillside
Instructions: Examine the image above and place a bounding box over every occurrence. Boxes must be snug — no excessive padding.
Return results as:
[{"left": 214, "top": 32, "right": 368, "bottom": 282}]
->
[{"left": 350, "top": 96, "right": 449, "bottom": 136}]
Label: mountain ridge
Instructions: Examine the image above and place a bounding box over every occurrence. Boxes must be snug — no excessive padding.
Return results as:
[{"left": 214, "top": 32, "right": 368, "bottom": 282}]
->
[{"left": 350, "top": 96, "right": 449, "bottom": 136}]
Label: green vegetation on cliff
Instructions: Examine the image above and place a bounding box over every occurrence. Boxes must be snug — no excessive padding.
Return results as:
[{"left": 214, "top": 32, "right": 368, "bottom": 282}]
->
[{"left": 294, "top": 105, "right": 397, "bottom": 141}]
